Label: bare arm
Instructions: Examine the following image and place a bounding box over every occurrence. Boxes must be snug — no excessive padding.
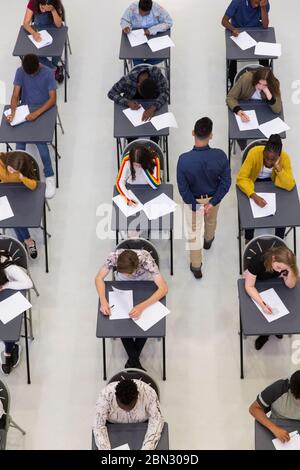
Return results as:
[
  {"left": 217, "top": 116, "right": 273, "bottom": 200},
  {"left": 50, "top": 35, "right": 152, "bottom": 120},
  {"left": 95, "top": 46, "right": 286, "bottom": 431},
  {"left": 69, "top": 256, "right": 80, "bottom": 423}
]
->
[
  {"left": 129, "top": 273, "right": 168, "bottom": 318},
  {"left": 249, "top": 401, "right": 290, "bottom": 442},
  {"left": 23, "top": 8, "right": 37, "bottom": 35},
  {"left": 244, "top": 270, "right": 272, "bottom": 314},
  {"left": 95, "top": 266, "right": 111, "bottom": 315},
  {"left": 6, "top": 85, "right": 21, "bottom": 123},
  {"left": 281, "top": 268, "right": 297, "bottom": 289},
  {"left": 221, "top": 15, "right": 239, "bottom": 35},
  {"left": 26, "top": 90, "right": 56, "bottom": 121},
  {"left": 50, "top": 7, "right": 63, "bottom": 28},
  {"left": 260, "top": 2, "right": 269, "bottom": 29}
]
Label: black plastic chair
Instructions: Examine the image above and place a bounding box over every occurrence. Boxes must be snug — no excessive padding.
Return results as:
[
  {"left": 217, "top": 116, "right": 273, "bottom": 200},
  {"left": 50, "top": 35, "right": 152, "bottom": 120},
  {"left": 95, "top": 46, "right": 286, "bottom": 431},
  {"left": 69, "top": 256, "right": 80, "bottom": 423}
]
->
[
  {"left": 0, "top": 379, "right": 26, "bottom": 450},
  {"left": 242, "top": 139, "right": 268, "bottom": 165},
  {"left": 234, "top": 64, "right": 264, "bottom": 86},
  {"left": 243, "top": 235, "right": 287, "bottom": 272},
  {"left": 122, "top": 138, "right": 166, "bottom": 183},
  {"left": 116, "top": 238, "right": 160, "bottom": 268},
  {"left": 108, "top": 369, "right": 160, "bottom": 399}
]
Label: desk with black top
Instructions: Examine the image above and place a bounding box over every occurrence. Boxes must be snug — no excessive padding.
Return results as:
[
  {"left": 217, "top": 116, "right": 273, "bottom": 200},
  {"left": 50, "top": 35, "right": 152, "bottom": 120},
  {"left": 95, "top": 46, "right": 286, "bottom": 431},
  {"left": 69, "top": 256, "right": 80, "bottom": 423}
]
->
[
  {"left": 96, "top": 281, "right": 167, "bottom": 381},
  {"left": 255, "top": 419, "right": 300, "bottom": 450},
  {"left": 13, "top": 26, "right": 69, "bottom": 103},
  {"left": 114, "top": 102, "right": 170, "bottom": 181},
  {"left": 236, "top": 181, "right": 300, "bottom": 274},
  {"left": 238, "top": 278, "right": 300, "bottom": 379},
  {"left": 112, "top": 184, "right": 174, "bottom": 275},
  {"left": 0, "top": 289, "right": 31, "bottom": 384},
  {"left": 0, "top": 183, "right": 49, "bottom": 273}
]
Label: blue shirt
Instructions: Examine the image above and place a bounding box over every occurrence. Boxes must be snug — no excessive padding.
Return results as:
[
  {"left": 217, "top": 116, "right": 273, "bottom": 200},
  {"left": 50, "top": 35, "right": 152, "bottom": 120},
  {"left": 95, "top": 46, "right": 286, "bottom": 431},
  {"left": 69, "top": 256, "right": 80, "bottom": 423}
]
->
[
  {"left": 14, "top": 65, "right": 57, "bottom": 105},
  {"left": 176, "top": 146, "right": 231, "bottom": 210},
  {"left": 225, "top": 0, "right": 270, "bottom": 28}
]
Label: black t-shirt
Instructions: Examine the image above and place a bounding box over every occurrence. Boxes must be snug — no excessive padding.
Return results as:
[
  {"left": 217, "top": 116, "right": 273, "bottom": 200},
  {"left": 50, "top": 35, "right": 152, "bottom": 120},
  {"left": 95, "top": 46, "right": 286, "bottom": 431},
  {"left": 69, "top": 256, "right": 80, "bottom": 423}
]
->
[{"left": 247, "top": 252, "right": 281, "bottom": 281}]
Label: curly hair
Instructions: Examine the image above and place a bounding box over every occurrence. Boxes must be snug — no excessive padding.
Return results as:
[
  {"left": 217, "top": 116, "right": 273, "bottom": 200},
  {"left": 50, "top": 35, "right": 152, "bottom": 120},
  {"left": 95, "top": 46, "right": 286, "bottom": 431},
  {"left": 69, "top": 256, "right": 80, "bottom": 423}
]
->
[
  {"left": 115, "top": 379, "right": 138, "bottom": 406},
  {"left": 290, "top": 370, "right": 300, "bottom": 399}
]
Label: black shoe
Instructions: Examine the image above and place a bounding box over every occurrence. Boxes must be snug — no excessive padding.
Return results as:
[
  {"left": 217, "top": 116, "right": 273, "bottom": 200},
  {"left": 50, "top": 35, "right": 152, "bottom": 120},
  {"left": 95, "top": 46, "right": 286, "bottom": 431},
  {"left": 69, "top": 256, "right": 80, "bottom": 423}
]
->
[
  {"left": 190, "top": 264, "right": 203, "bottom": 279},
  {"left": 204, "top": 237, "right": 215, "bottom": 250},
  {"left": 255, "top": 335, "right": 269, "bottom": 350},
  {"left": 276, "top": 335, "right": 283, "bottom": 339},
  {"left": 11, "top": 344, "right": 21, "bottom": 368},
  {"left": 25, "top": 240, "right": 38, "bottom": 259},
  {"left": 55, "top": 66, "right": 64, "bottom": 84},
  {"left": 1, "top": 353, "right": 13, "bottom": 375}
]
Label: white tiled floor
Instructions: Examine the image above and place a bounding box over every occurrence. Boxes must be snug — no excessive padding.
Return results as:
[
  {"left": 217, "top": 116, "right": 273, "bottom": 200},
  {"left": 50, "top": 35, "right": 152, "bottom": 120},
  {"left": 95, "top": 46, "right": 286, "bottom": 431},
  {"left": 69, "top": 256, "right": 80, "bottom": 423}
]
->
[{"left": 1, "top": 0, "right": 300, "bottom": 450}]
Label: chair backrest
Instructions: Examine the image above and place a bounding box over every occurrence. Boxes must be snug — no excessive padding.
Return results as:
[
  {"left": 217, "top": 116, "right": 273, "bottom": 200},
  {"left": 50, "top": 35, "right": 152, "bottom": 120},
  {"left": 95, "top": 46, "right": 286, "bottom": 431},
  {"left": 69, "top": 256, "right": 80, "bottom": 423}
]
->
[
  {"left": 242, "top": 139, "right": 268, "bottom": 164},
  {"left": 234, "top": 64, "right": 264, "bottom": 85},
  {"left": 130, "top": 63, "right": 154, "bottom": 75},
  {"left": 243, "top": 235, "right": 287, "bottom": 272},
  {"left": 108, "top": 370, "right": 160, "bottom": 399},
  {"left": 0, "top": 380, "right": 10, "bottom": 433},
  {"left": 12, "top": 150, "right": 41, "bottom": 181},
  {"left": 122, "top": 138, "right": 165, "bottom": 173},
  {"left": 116, "top": 238, "right": 160, "bottom": 268},
  {"left": 0, "top": 236, "right": 29, "bottom": 271}
]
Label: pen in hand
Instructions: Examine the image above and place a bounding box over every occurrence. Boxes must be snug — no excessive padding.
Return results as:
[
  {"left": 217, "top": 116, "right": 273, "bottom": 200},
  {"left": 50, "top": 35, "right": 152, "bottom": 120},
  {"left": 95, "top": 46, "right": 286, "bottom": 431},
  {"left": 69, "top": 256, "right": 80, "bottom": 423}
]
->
[{"left": 262, "top": 301, "right": 273, "bottom": 314}]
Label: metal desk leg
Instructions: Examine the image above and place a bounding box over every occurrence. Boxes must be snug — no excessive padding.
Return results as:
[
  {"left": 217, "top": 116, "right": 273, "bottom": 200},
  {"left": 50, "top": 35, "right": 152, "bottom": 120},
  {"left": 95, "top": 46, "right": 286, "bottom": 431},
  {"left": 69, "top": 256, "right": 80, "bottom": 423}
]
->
[
  {"left": 116, "top": 230, "right": 119, "bottom": 245},
  {"left": 54, "top": 122, "right": 59, "bottom": 188},
  {"left": 162, "top": 337, "right": 166, "bottom": 381},
  {"left": 24, "top": 311, "right": 31, "bottom": 384},
  {"left": 102, "top": 338, "right": 107, "bottom": 381},
  {"left": 238, "top": 211, "right": 242, "bottom": 275},
  {"left": 294, "top": 227, "right": 297, "bottom": 255},
  {"left": 117, "top": 138, "right": 123, "bottom": 170},
  {"left": 64, "top": 41, "right": 69, "bottom": 103},
  {"left": 165, "top": 136, "right": 169, "bottom": 182},
  {"left": 228, "top": 138, "right": 232, "bottom": 165},
  {"left": 43, "top": 203, "right": 49, "bottom": 273},
  {"left": 239, "top": 305, "right": 244, "bottom": 379},
  {"left": 170, "top": 229, "right": 173, "bottom": 276}
]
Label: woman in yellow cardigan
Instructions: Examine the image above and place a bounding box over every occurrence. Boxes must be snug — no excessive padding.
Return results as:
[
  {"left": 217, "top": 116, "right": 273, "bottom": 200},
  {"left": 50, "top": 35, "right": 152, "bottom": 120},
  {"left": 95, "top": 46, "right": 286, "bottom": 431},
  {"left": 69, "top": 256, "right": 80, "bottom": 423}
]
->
[
  {"left": 237, "top": 134, "right": 295, "bottom": 242},
  {"left": 0, "top": 151, "right": 38, "bottom": 258}
]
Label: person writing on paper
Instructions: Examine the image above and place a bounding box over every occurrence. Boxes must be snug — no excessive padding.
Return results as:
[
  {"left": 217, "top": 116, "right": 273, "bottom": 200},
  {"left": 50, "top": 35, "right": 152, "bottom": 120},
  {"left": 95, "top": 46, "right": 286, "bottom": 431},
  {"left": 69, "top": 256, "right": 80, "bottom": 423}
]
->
[
  {"left": 0, "top": 250, "right": 33, "bottom": 375},
  {"left": 249, "top": 370, "right": 300, "bottom": 443},
  {"left": 121, "top": 0, "right": 173, "bottom": 66},
  {"left": 221, "top": 0, "right": 270, "bottom": 87},
  {"left": 176, "top": 117, "right": 231, "bottom": 279},
  {"left": 237, "top": 134, "right": 295, "bottom": 243},
  {"left": 108, "top": 65, "right": 169, "bottom": 123},
  {"left": 0, "top": 151, "right": 39, "bottom": 259},
  {"left": 6, "top": 54, "right": 56, "bottom": 199},
  {"left": 23, "top": 0, "right": 65, "bottom": 83},
  {"left": 93, "top": 378, "right": 164, "bottom": 450},
  {"left": 95, "top": 249, "right": 168, "bottom": 370},
  {"left": 244, "top": 245, "right": 298, "bottom": 350},
  {"left": 117, "top": 144, "right": 161, "bottom": 206},
  {"left": 226, "top": 67, "right": 282, "bottom": 150}
]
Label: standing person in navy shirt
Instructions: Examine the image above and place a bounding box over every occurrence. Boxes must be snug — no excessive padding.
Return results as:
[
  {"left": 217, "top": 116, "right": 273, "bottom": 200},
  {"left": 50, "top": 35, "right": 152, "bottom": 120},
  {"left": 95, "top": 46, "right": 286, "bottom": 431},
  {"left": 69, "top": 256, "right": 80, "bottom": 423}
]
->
[
  {"left": 176, "top": 118, "right": 231, "bottom": 279},
  {"left": 6, "top": 54, "right": 57, "bottom": 199},
  {"left": 222, "top": 0, "right": 270, "bottom": 87}
]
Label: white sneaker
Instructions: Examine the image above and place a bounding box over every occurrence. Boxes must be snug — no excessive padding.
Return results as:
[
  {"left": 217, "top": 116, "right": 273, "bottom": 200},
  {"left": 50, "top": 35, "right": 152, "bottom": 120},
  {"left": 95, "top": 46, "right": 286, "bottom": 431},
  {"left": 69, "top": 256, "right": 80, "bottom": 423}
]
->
[{"left": 45, "top": 176, "right": 56, "bottom": 199}]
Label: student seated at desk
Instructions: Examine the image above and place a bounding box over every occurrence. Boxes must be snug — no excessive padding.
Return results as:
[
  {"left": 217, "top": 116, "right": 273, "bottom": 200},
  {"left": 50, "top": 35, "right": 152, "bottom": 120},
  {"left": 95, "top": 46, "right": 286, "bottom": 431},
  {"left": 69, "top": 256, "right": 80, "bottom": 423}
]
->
[
  {"left": 95, "top": 249, "right": 168, "bottom": 370},
  {"left": 249, "top": 370, "right": 300, "bottom": 443},
  {"left": 222, "top": 0, "right": 270, "bottom": 87},
  {"left": 244, "top": 245, "right": 298, "bottom": 350},
  {"left": 0, "top": 151, "right": 38, "bottom": 259},
  {"left": 0, "top": 250, "right": 33, "bottom": 375},
  {"left": 108, "top": 64, "right": 169, "bottom": 125},
  {"left": 226, "top": 67, "right": 282, "bottom": 150},
  {"left": 121, "top": 0, "right": 173, "bottom": 65},
  {"left": 93, "top": 378, "right": 164, "bottom": 450},
  {"left": 116, "top": 144, "right": 161, "bottom": 205},
  {"left": 237, "top": 134, "right": 296, "bottom": 243},
  {"left": 6, "top": 54, "right": 56, "bottom": 199},
  {"left": 23, "top": 0, "right": 65, "bottom": 82}
]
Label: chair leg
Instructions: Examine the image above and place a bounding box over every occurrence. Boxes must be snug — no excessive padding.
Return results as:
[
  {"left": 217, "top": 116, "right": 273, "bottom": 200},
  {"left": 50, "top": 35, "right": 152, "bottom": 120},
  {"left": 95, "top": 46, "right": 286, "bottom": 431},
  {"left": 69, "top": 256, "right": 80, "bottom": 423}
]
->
[
  {"left": 40, "top": 225, "right": 52, "bottom": 238},
  {"left": 46, "top": 200, "right": 51, "bottom": 212},
  {"left": 27, "top": 291, "right": 34, "bottom": 340},
  {"left": 67, "top": 33, "right": 72, "bottom": 55},
  {"left": 50, "top": 143, "right": 62, "bottom": 160},
  {"left": 9, "top": 418, "right": 26, "bottom": 436},
  {"left": 31, "top": 282, "right": 40, "bottom": 298},
  {"left": 57, "top": 112, "right": 65, "bottom": 135}
]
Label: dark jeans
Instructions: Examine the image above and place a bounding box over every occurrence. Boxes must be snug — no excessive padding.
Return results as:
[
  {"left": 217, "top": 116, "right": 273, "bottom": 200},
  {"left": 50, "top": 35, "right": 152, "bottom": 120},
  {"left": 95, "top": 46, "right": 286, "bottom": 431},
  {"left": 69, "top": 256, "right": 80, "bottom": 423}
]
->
[
  {"left": 127, "top": 136, "right": 159, "bottom": 144},
  {"left": 228, "top": 59, "right": 270, "bottom": 88},
  {"left": 121, "top": 338, "right": 147, "bottom": 363},
  {"left": 4, "top": 342, "right": 15, "bottom": 354},
  {"left": 133, "top": 58, "right": 163, "bottom": 66}
]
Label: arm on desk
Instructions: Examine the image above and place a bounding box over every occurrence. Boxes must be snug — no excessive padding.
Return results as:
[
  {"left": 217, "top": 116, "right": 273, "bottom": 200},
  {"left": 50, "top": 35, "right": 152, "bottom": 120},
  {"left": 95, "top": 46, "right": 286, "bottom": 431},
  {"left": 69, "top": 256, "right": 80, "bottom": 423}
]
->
[
  {"left": 281, "top": 267, "right": 298, "bottom": 289},
  {"left": 23, "top": 8, "right": 41, "bottom": 40},
  {"left": 107, "top": 76, "right": 130, "bottom": 108},
  {"left": 6, "top": 85, "right": 21, "bottom": 123},
  {"left": 129, "top": 273, "right": 168, "bottom": 319},
  {"left": 93, "top": 389, "right": 112, "bottom": 450},
  {"left": 142, "top": 385, "right": 164, "bottom": 450},
  {"left": 95, "top": 266, "right": 111, "bottom": 316},
  {"left": 260, "top": 1, "right": 269, "bottom": 29},
  {"left": 148, "top": 5, "right": 173, "bottom": 36},
  {"left": 26, "top": 90, "right": 57, "bottom": 121},
  {"left": 221, "top": 15, "right": 239, "bottom": 36},
  {"left": 273, "top": 152, "right": 296, "bottom": 191},
  {"left": 244, "top": 271, "right": 272, "bottom": 314},
  {"left": 249, "top": 401, "right": 290, "bottom": 443}
]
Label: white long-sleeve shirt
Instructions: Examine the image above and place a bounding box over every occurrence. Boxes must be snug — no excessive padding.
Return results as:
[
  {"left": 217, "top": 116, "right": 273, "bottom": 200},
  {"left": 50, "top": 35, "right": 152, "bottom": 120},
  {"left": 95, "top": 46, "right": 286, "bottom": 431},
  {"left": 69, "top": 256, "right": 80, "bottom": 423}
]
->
[
  {"left": 1, "top": 264, "right": 33, "bottom": 291},
  {"left": 93, "top": 380, "right": 164, "bottom": 450}
]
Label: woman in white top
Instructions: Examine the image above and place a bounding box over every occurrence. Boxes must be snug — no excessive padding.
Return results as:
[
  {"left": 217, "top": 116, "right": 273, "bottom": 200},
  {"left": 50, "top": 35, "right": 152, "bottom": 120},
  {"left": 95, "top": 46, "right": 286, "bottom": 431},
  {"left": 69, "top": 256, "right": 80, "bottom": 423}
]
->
[
  {"left": 116, "top": 144, "right": 161, "bottom": 205},
  {"left": 0, "top": 251, "right": 33, "bottom": 375}
]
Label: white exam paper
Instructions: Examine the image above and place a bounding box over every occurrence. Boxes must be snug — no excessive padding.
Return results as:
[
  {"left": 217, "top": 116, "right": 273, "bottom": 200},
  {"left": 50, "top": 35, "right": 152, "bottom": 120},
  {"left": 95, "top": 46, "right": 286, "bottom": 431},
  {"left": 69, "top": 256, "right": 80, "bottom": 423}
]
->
[
  {"left": 249, "top": 192, "right": 276, "bottom": 218},
  {"left": 253, "top": 288, "right": 290, "bottom": 323},
  {"left": 258, "top": 118, "right": 290, "bottom": 139},
  {"left": 113, "top": 444, "right": 131, "bottom": 450},
  {"left": 0, "top": 196, "right": 14, "bottom": 222},
  {"left": 235, "top": 109, "right": 259, "bottom": 131},
  {"left": 134, "top": 301, "right": 170, "bottom": 331},
  {"left": 147, "top": 35, "right": 175, "bottom": 52},
  {"left": 28, "top": 30, "right": 53, "bottom": 49},
  {"left": 4, "top": 105, "right": 30, "bottom": 127},
  {"left": 0, "top": 292, "right": 32, "bottom": 325},
  {"left": 230, "top": 31, "right": 257, "bottom": 50},
  {"left": 143, "top": 193, "right": 177, "bottom": 220},
  {"left": 123, "top": 107, "right": 146, "bottom": 127},
  {"left": 127, "top": 29, "right": 148, "bottom": 47},
  {"left": 151, "top": 112, "right": 178, "bottom": 131},
  {"left": 113, "top": 191, "right": 143, "bottom": 217},
  {"left": 255, "top": 41, "right": 282, "bottom": 57},
  {"left": 109, "top": 287, "right": 133, "bottom": 320},
  {"left": 272, "top": 431, "right": 300, "bottom": 450}
]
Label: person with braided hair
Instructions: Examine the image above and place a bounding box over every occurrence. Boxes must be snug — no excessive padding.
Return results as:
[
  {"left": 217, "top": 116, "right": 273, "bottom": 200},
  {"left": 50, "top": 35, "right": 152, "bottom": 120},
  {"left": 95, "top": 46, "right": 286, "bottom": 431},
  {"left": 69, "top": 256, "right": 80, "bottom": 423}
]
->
[
  {"left": 93, "top": 378, "right": 164, "bottom": 450},
  {"left": 237, "top": 134, "right": 296, "bottom": 243}
]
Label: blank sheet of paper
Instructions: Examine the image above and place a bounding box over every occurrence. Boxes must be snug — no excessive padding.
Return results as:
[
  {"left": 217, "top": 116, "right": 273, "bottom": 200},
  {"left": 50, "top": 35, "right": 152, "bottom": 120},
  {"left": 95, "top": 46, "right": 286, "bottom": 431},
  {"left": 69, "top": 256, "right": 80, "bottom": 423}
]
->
[
  {"left": 127, "top": 29, "right": 148, "bottom": 47},
  {"left": 151, "top": 112, "right": 178, "bottom": 130},
  {"left": 113, "top": 444, "right": 131, "bottom": 450},
  {"left": 253, "top": 288, "right": 290, "bottom": 323},
  {"left": 134, "top": 301, "right": 170, "bottom": 331},
  {"left": 230, "top": 31, "right": 257, "bottom": 50},
  {"left": 147, "top": 35, "right": 175, "bottom": 52},
  {"left": 28, "top": 30, "right": 53, "bottom": 49},
  {"left": 255, "top": 42, "right": 282, "bottom": 57},
  {"left": 113, "top": 191, "right": 143, "bottom": 217},
  {"left": 4, "top": 105, "right": 30, "bottom": 127},
  {"left": 109, "top": 288, "right": 133, "bottom": 320},
  {"left": 272, "top": 431, "right": 300, "bottom": 450},
  {"left": 0, "top": 196, "right": 14, "bottom": 222},
  {"left": 123, "top": 107, "right": 146, "bottom": 127},
  {"left": 235, "top": 109, "right": 259, "bottom": 131},
  {"left": 249, "top": 193, "right": 276, "bottom": 218},
  {"left": 143, "top": 193, "right": 177, "bottom": 220},
  {"left": 258, "top": 118, "right": 290, "bottom": 138},
  {"left": 0, "top": 292, "right": 32, "bottom": 325}
]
